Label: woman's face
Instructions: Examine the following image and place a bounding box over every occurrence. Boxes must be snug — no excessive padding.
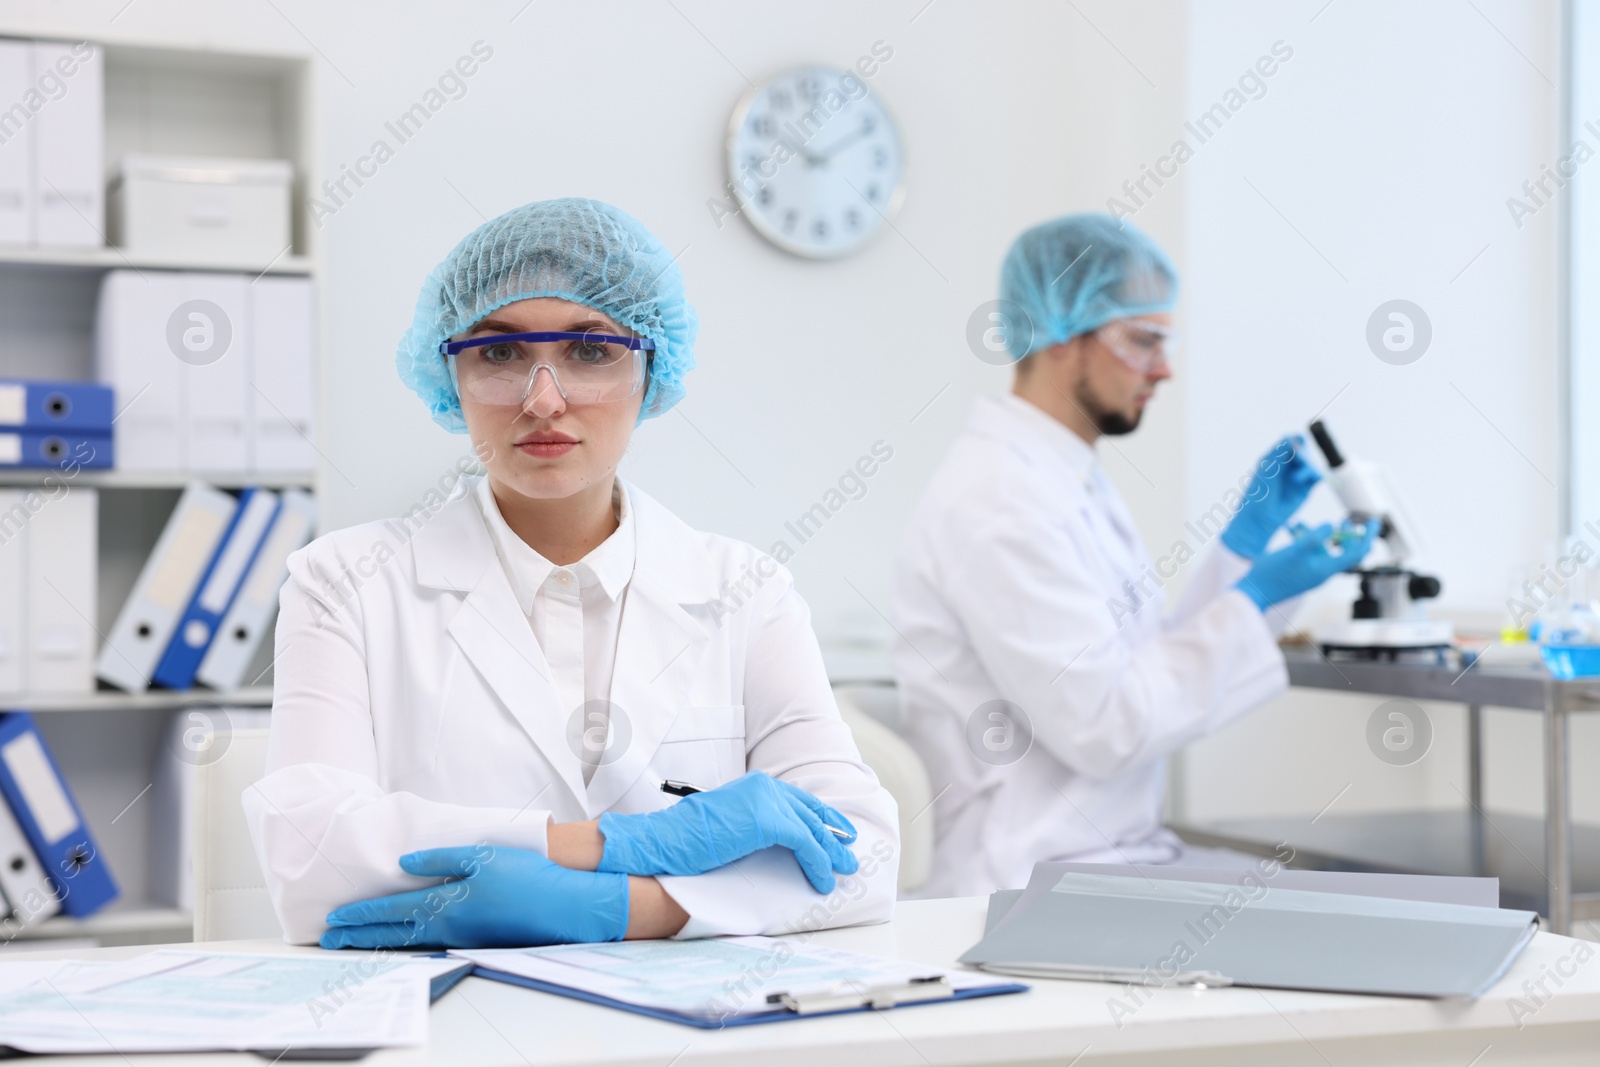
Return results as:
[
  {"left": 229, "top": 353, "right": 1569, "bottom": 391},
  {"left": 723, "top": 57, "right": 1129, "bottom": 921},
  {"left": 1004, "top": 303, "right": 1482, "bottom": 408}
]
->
[{"left": 449, "top": 297, "right": 645, "bottom": 503}]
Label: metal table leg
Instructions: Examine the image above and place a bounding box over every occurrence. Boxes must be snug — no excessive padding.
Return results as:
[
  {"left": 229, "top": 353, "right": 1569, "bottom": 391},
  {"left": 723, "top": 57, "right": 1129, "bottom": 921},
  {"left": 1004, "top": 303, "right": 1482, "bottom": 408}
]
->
[
  {"left": 1545, "top": 683, "right": 1573, "bottom": 935},
  {"left": 1467, "top": 704, "right": 1485, "bottom": 876}
]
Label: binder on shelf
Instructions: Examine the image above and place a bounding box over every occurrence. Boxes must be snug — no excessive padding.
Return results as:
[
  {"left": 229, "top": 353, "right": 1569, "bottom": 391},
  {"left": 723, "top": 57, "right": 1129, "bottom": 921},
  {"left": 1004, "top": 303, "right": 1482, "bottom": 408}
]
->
[
  {"left": 0, "top": 791, "right": 61, "bottom": 927},
  {"left": 0, "top": 712, "right": 118, "bottom": 917},
  {"left": 0, "top": 378, "right": 115, "bottom": 430},
  {"left": 31, "top": 40, "right": 102, "bottom": 249},
  {"left": 97, "top": 269, "right": 184, "bottom": 470},
  {"left": 96, "top": 271, "right": 265, "bottom": 473},
  {"left": 151, "top": 487, "right": 280, "bottom": 690},
  {"left": 249, "top": 276, "right": 316, "bottom": 471},
  {"left": 182, "top": 273, "right": 249, "bottom": 471},
  {"left": 0, "top": 487, "right": 98, "bottom": 694},
  {"left": 0, "top": 40, "right": 33, "bottom": 245},
  {"left": 23, "top": 486, "right": 96, "bottom": 692},
  {"left": 96, "top": 481, "right": 237, "bottom": 692},
  {"left": 0, "top": 491, "right": 22, "bottom": 693},
  {"left": 0, "top": 429, "right": 112, "bottom": 469},
  {"left": 198, "top": 488, "right": 316, "bottom": 691}
]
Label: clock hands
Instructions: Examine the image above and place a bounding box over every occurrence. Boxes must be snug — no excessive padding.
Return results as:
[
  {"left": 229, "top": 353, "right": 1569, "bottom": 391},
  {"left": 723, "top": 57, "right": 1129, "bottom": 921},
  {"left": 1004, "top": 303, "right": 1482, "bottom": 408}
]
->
[{"left": 800, "top": 124, "right": 874, "bottom": 167}]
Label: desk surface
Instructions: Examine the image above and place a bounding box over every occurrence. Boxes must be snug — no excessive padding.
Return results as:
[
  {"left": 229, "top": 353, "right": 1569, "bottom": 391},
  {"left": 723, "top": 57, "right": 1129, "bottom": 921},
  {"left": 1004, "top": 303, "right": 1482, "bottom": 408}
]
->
[{"left": 15, "top": 897, "right": 1600, "bottom": 1067}]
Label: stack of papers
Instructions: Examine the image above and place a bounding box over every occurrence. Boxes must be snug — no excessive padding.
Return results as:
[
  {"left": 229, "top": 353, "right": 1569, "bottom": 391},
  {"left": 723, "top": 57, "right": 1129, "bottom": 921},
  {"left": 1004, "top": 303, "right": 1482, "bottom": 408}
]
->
[{"left": 0, "top": 951, "right": 462, "bottom": 1055}]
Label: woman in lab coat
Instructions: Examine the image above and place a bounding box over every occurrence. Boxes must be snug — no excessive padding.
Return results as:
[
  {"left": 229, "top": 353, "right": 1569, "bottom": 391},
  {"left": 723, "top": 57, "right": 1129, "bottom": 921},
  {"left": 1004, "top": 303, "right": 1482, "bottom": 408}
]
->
[{"left": 244, "top": 198, "right": 898, "bottom": 948}]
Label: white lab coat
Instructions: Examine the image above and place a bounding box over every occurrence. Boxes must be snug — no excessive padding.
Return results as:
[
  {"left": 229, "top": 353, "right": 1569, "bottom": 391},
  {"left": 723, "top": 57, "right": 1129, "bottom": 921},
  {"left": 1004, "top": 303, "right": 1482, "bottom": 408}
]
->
[
  {"left": 244, "top": 477, "right": 899, "bottom": 945},
  {"left": 891, "top": 395, "right": 1288, "bottom": 898}
]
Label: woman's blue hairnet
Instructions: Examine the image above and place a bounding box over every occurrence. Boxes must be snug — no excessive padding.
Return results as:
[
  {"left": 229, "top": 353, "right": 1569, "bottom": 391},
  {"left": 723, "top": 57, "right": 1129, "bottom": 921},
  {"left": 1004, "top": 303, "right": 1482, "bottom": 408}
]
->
[
  {"left": 999, "top": 213, "right": 1178, "bottom": 360},
  {"left": 396, "top": 197, "right": 698, "bottom": 432}
]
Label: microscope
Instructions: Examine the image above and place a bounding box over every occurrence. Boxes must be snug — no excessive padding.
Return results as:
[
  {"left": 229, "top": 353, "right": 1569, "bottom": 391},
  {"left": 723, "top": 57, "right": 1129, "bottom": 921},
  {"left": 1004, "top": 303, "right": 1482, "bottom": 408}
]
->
[{"left": 1307, "top": 420, "right": 1454, "bottom": 659}]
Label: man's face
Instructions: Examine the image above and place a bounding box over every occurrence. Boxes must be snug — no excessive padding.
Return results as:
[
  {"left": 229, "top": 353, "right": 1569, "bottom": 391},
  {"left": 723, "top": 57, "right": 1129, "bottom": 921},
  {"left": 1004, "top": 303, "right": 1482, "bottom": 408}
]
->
[{"left": 1072, "top": 313, "right": 1174, "bottom": 435}]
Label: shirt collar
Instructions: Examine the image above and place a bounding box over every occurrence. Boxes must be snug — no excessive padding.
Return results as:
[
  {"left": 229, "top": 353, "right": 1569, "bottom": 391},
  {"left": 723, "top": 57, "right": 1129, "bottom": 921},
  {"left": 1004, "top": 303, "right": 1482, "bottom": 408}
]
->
[
  {"left": 474, "top": 478, "right": 636, "bottom": 614},
  {"left": 984, "top": 393, "right": 1100, "bottom": 487}
]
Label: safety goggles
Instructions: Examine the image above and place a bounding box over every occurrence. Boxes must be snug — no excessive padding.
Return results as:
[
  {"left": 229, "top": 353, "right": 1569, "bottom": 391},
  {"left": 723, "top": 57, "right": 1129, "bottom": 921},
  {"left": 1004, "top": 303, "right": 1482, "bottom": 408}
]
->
[
  {"left": 1093, "top": 318, "right": 1177, "bottom": 376},
  {"left": 441, "top": 331, "right": 654, "bottom": 408}
]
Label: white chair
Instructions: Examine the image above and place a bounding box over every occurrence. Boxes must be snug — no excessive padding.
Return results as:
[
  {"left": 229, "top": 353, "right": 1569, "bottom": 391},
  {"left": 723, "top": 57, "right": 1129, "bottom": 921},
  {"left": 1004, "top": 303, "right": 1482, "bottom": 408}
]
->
[
  {"left": 833, "top": 686, "right": 933, "bottom": 894},
  {"left": 191, "top": 727, "right": 282, "bottom": 941}
]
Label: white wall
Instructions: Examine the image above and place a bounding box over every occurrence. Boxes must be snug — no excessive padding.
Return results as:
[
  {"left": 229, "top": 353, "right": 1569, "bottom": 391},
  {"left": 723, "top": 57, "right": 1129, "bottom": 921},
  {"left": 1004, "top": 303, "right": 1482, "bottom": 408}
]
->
[{"left": 1174, "top": 0, "right": 1598, "bottom": 824}]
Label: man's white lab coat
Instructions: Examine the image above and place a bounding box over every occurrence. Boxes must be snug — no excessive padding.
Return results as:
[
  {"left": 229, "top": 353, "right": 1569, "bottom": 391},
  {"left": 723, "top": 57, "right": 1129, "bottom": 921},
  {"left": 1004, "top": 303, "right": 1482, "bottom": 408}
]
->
[{"left": 891, "top": 395, "right": 1287, "bottom": 897}]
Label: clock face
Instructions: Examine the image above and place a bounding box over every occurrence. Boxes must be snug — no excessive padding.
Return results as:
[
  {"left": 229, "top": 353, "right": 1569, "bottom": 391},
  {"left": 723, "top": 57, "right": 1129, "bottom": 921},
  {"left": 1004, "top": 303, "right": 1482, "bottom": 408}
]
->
[{"left": 725, "top": 65, "right": 905, "bottom": 259}]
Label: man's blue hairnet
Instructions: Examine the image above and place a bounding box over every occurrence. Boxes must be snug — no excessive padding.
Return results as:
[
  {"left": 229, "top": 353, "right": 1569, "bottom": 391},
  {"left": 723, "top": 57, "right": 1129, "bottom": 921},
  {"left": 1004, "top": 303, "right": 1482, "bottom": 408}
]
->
[
  {"left": 397, "top": 197, "right": 698, "bottom": 432},
  {"left": 999, "top": 213, "right": 1178, "bottom": 360}
]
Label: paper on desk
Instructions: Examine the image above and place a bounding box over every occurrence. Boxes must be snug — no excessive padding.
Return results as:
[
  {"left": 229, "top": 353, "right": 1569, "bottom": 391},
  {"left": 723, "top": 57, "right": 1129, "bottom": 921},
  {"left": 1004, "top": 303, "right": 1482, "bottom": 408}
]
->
[
  {"left": 0, "top": 950, "right": 456, "bottom": 1054},
  {"left": 455, "top": 936, "right": 995, "bottom": 1021}
]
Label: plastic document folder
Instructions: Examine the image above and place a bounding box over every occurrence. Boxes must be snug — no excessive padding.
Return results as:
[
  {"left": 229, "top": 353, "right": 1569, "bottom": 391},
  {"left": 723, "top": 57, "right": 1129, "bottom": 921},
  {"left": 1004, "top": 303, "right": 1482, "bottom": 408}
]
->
[
  {"left": 151, "top": 487, "right": 280, "bottom": 690},
  {"left": 0, "top": 485, "right": 98, "bottom": 694},
  {"left": 96, "top": 481, "right": 237, "bottom": 692},
  {"left": 0, "top": 379, "right": 114, "bottom": 430},
  {"left": 0, "top": 429, "right": 112, "bottom": 469},
  {"left": 453, "top": 935, "right": 1026, "bottom": 1028},
  {"left": 0, "top": 712, "right": 118, "bottom": 917},
  {"left": 0, "top": 40, "right": 32, "bottom": 243},
  {"left": 196, "top": 488, "right": 316, "bottom": 691},
  {"left": 0, "top": 793, "right": 59, "bottom": 927},
  {"left": 0, "top": 951, "right": 469, "bottom": 1055},
  {"left": 31, "top": 40, "right": 103, "bottom": 248},
  {"left": 960, "top": 870, "right": 1537, "bottom": 999}
]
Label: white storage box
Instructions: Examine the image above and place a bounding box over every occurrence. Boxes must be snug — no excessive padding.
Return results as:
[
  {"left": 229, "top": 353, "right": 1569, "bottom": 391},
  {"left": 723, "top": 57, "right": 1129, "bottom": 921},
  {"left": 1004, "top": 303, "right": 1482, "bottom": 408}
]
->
[{"left": 111, "top": 154, "right": 292, "bottom": 261}]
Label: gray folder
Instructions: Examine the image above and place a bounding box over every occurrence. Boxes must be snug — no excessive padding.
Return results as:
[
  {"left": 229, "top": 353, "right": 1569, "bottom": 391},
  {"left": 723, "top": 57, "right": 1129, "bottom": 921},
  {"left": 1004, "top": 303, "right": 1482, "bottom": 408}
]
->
[
  {"left": 983, "top": 862, "right": 1502, "bottom": 936},
  {"left": 984, "top": 889, "right": 1025, "bottom": 934},
  {"left": 961, "top": 872, "right": 1537, "bottom": 998}
]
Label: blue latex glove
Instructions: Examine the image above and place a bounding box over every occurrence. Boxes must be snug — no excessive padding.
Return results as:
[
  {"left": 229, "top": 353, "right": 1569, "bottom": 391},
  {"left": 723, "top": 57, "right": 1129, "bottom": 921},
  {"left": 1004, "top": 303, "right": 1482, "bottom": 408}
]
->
[
  {"left": 1235, "top": 520, "right": 1378, "bottom": 610},
  {"left": 597, "top": 771, "right": 859, "bottom": 893},
  {"left": 320, "top": 846, "right": 627, "bottom": 950},
  {"left": 1220, "top": 435, "right": 1323, "bottom": 560}
]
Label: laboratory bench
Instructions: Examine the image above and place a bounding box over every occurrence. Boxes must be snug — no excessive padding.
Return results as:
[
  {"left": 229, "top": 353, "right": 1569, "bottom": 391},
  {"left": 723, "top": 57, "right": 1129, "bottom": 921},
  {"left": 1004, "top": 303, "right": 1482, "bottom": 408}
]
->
[{"left": 1174, "top": 646, "right": 1600, "bottom": 935}]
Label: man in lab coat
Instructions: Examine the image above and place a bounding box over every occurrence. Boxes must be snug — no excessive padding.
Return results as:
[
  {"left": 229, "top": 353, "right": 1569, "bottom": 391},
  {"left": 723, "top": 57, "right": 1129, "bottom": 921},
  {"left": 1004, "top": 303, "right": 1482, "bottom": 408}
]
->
[{"left": 891, "top": 214, "right": 1374, "bottom": 898}]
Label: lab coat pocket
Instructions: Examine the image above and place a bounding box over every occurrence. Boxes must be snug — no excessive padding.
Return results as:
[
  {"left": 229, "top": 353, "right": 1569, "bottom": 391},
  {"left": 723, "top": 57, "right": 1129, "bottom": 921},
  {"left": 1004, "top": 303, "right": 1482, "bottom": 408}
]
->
[{"left": 652, "top": 704, "right": 747, "bottom": 788}]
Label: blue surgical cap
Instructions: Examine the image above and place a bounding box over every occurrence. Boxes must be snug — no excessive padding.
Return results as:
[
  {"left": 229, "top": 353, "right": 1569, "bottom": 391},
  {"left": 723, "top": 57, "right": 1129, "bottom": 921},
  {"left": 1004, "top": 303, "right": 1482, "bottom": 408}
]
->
[
  {"left": 999, "top": 213, "right": 1178, "bottom": 360},
  {"left": 396, "top": 197, "right": 698, "bottom": 431}
]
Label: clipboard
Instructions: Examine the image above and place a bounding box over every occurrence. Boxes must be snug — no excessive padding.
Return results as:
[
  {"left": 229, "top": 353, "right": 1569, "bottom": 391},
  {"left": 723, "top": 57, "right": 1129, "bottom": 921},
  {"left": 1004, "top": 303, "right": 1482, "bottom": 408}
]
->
[{"left": 464, "top": 962, "right": 1025, "bottom": 1029}]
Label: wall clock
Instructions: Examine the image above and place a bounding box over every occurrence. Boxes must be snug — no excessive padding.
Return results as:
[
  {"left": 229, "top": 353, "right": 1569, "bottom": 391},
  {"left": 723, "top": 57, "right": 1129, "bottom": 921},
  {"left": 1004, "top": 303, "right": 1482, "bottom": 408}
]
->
[{"left": 725, "top": 65, "right": 905, "bottom": 259}]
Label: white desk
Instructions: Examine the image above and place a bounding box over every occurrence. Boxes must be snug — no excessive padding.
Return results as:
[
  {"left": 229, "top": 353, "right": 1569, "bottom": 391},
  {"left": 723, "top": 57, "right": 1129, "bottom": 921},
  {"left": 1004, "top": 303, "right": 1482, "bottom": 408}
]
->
[{"left": 15, "top": 897, "right": 1600, "bottom": 1066}]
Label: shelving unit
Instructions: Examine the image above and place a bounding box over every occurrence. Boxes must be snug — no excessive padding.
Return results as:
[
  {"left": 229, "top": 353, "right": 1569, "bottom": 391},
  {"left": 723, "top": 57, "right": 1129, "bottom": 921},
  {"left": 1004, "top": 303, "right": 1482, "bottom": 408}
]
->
[
  {"left": 18, "top": 903, "right": 193, "bottom": 948},
  {"left": 13, "top": 687, "right": 273, "bottom": 714},
  {"left": 0, "top": 36, "right": 317, "bottom": 947},
  {"left": 0, "top": 470, "right": 314, "bottom": 489},
  {"left": 0, "top": 246, "right": 312, "bottom": 275}
]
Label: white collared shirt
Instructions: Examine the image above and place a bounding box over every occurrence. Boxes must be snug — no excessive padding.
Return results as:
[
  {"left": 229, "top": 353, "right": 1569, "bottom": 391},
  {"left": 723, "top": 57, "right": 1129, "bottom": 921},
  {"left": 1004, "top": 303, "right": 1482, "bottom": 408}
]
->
[{"left": 474, "top": 478, "right": 635, "bottom": 784}]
